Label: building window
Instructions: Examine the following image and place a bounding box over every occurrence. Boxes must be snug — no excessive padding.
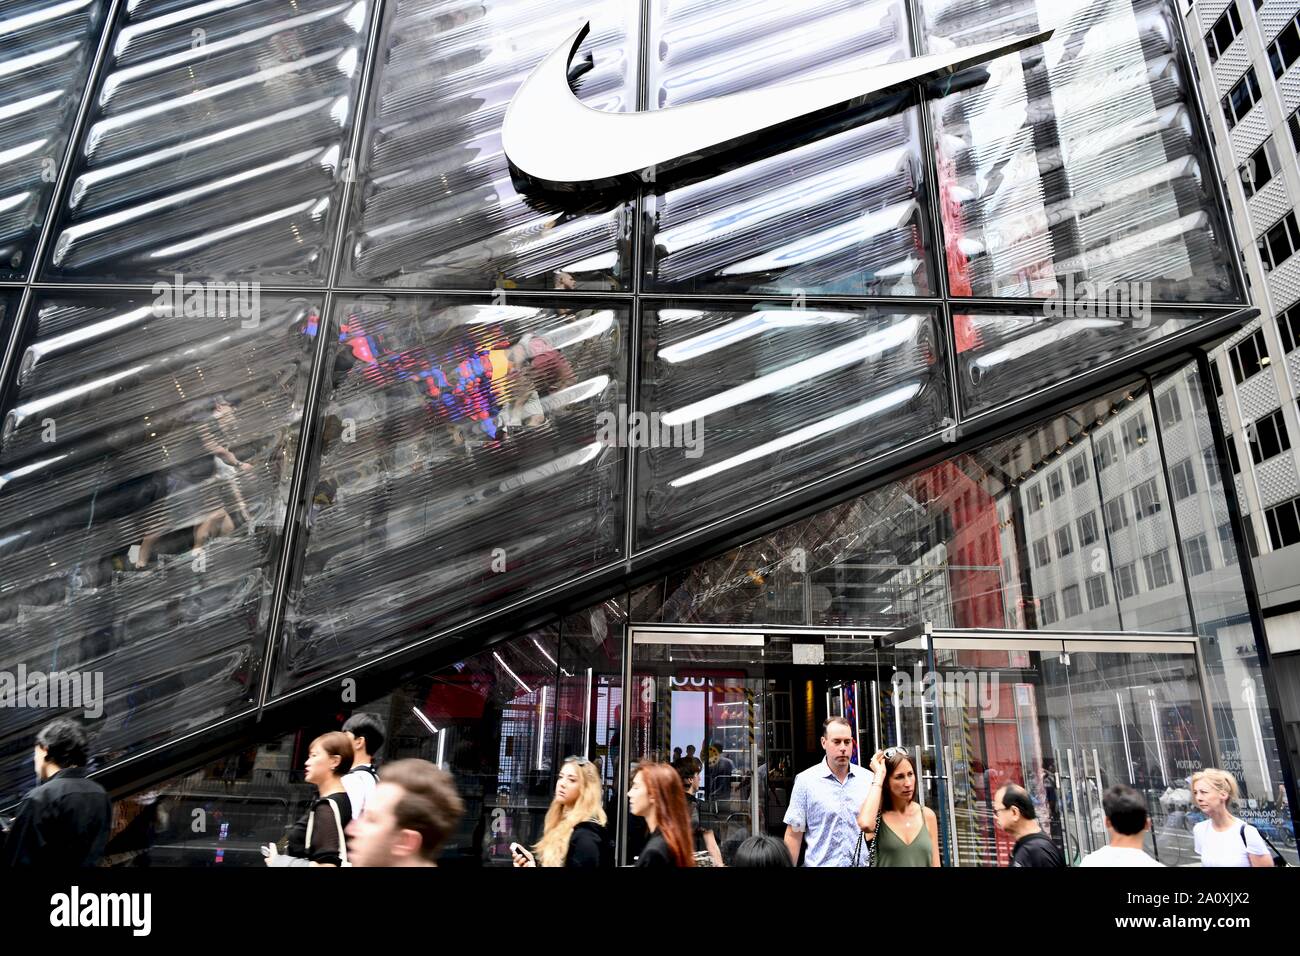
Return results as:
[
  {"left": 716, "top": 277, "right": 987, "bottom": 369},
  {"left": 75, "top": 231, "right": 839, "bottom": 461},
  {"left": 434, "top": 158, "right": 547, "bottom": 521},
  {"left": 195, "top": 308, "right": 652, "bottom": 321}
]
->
[
  {"left": 1068, "top": 453, "right": 1090, "bottom": 487},
  {"left": 1104, "top": 495, "right": 1130, "bottom": 532},
  {"left": 1116, "top": 562, "right": 1140, "bottom": 599},
  {"left": 1027, "top": 484, "right": 1044, "bottom": 513},
  {"left": 1203, "top": 446, "right": 1223, "bottom": 485},
  {"left": 1156, "top": 389, "right": 1183, "bottom": 428},
  {"left": 1186, "top": 534, "right": 1214, "bottom": 576},
  {"left": 1247, "top": 407, "right": 1291, "bottom": 464},
  {"left": 1047, "top": 470, "right": 1065, "bottom": 501},
  {"left": 1133, "top": 478, "right": 1163, "bottom": 520},
  {"left": 1170, "top": 458, "right": 1198, "bottom": 501},
  {"left": 1056, "top": 525, "right": 1074, "bottom": 557},
  {"left": 1122, "top": 413, "right": 1150, "bottom": 453},
  {"left": 1039, "top": 593, "right": 1059, "bottom": 626},
  {"left": 1227, "top": 437, "right": 1242, "bottom": 474},
  {"left": 1208, "top": 2, "right": 1244, "bottom": 63},
  {"left": 1269, "top": 12, "right": 1300, "bottom": 78},
  {"left": 1257, "top": 212, "right": 1300, "bottom": 273},
  {"left": 1264, "top": 497, "right": 1300, "bottom": 549},
  {"left": 1218, "top": 522, "right": 1239, "bottom": 565},
  {"left": 1085, "top": 573, "right": 1109, "bottom": 609},
  {"left": 1062, "top": 584, "right": 1083, "bottom": 618},
  {"left": 1229, "top": 327, "right": 1270, "bottom": 383},
  {"left": 1211, "top": 361, "right": 1225, "bottom": 398},
  {"left": 1189, "top": 373, "right": 1206, "bottom": 411},
  {"left": 1094, "top": 433, "right": 1119, "bottom": 471},
  {"left": 1222, "top": 67, "right": 1262, "bottom": 129},
  {"left": 1241, "top": 137, "right": 1281, "bottom": 198},
  {"left": 1077, "top": 511, "right": 1099, "bottom": 547},
  {"left": 1290, "top": 109, "right": 1300, "bottom": 153},
  {"left": 1143, "top": 549, "right": 1175, "bottom": 590},
  {"left": 1034, "top": 536, "right": 1051, "bottom": 568},
  {"left": 1280, "top": 304, "right": 1300, "bottom": 354}
]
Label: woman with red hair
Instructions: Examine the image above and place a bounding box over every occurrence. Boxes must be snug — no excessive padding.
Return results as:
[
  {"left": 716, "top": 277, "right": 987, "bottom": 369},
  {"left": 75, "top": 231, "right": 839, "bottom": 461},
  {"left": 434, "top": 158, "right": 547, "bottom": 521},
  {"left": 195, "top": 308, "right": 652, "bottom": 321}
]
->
[{"left": 628, "top": 761, "right": 695, "bottom": 867}]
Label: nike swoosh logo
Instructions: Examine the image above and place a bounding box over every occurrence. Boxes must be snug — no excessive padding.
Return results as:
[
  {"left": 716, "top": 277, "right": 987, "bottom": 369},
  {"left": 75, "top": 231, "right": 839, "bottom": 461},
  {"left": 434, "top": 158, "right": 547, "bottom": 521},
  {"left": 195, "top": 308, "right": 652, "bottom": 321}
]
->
[{"left": 503, "top": 21, "right": 1053, "bottom": 192}]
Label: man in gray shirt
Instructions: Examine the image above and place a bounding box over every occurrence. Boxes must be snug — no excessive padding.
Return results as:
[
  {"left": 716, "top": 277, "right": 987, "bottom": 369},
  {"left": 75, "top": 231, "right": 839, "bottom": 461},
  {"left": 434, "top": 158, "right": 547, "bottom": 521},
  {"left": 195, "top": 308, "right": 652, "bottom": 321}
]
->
[{"left": 783, "top": 716, "right": 876, "bottom": 866}]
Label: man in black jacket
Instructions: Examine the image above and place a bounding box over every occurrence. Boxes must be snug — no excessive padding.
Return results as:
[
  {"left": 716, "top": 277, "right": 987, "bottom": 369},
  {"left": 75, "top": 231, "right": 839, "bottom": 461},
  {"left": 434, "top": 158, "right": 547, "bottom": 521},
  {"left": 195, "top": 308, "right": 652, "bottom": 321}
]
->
[
  {"left": 994, "top": 783, "right": 1065, "bottom": 867},
  {"left": 0, "top": 719, "right": 111, "bottom": 867}
]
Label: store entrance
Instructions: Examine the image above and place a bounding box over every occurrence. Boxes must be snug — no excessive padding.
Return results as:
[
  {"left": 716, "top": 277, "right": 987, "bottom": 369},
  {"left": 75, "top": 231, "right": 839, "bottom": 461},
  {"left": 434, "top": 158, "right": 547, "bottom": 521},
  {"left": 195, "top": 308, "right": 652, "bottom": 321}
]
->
[{"left": 619, "top": 625, "right": 1212, "bottom": 866}]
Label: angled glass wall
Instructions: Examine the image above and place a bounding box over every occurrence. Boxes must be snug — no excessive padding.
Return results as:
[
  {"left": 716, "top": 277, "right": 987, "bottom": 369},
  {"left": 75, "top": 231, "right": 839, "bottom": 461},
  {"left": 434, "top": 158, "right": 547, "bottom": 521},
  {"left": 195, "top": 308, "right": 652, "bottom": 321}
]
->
[
  {"left": 42, "top": 0, "right": 375, "bottom": 283},
  {"left": 0, "top": 0, "right": 1267, "bottom": 812},
  {"left": 0, "top": 290, "right": 316, "bottom": 807},
  {"left": 0, "top": 0, "right": 104, "bottom": 280}
]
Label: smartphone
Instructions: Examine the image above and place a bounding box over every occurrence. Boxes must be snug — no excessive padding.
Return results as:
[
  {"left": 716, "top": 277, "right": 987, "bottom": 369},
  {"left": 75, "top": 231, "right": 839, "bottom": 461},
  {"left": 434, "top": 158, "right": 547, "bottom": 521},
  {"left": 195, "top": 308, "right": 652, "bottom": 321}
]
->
[{"left": 510, "top": 842, "right": 534, "bottom": 863}]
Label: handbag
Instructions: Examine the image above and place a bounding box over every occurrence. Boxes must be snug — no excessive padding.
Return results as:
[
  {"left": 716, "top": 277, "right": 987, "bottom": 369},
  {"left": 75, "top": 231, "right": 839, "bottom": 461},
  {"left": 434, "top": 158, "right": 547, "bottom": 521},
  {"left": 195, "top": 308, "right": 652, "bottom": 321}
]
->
[
  {"left": 852, "top": 806, "right": 882, "bottom": 867},
  {"left": 1240, "top": 823, "right": 1289, "bottom": 867}
]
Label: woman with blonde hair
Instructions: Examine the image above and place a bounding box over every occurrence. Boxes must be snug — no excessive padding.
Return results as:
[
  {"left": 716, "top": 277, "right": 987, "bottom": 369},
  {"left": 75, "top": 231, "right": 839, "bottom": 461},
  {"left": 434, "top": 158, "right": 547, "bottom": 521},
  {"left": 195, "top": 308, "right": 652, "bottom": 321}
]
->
[
  {"left": 512, "top": 756, "right": 609, "bottom": 868},
  {"left": 1191, "top": 768, "right": 1275, "bottom": 867}
]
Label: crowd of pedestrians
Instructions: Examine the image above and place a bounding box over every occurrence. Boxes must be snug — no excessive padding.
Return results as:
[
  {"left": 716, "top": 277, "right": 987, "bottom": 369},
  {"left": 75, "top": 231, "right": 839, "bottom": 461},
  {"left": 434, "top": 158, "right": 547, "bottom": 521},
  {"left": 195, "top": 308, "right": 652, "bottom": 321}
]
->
[{"left": 0, "top": 716, "right": 1286, "bottom": 868}]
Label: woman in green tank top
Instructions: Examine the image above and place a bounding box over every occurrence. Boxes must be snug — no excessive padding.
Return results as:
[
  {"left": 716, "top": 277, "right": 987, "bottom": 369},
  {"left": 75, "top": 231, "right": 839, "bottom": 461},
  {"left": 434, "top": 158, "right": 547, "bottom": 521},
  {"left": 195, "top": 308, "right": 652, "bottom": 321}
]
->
[{"left": 856, "top": 747, "right": 941, "bottom": 867}]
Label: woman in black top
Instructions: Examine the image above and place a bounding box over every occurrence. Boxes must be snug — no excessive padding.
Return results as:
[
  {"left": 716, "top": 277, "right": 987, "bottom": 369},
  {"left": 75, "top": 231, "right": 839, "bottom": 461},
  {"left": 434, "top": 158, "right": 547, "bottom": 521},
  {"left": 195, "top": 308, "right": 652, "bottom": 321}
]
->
[
  {"left": 513, "top": 756, "right": 609, "bottom": 868},
  {"left": 628, "top": 761, "right": 694, "bottom": 867},
  {"left": 265, "top": 732, "right": 353, "bottom": 867}
]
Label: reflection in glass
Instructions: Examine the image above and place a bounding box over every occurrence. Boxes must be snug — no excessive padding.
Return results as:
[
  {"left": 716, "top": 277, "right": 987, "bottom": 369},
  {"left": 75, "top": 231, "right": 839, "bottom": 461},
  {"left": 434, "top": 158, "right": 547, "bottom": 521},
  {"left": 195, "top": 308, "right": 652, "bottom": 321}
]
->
[
  {"left": 637, "top": 303, "right": 950, "bottom": 546},
  {"left": 341, "top": 0, "right": 636, "bottom": 290},
  {"left": 0, "top": 291, "right": 316, "bottom": 807},
  {"left": 275, "top": 296, "right": 628, "bottom": 692},
  {"left": 955, "top": 309, "right": 1214, "bottom": 416},
  {"left": 923, "top": 0, "right": 1242, "bottom": 302},
  {"left": 43, "top": 0, "right": 372, "bottom": 283},
  {"left": 0, "top": 0, "right": 104, "bottom": 279},
  {"left": 642, "top": 0, "right": 934, "bottom": 296}
]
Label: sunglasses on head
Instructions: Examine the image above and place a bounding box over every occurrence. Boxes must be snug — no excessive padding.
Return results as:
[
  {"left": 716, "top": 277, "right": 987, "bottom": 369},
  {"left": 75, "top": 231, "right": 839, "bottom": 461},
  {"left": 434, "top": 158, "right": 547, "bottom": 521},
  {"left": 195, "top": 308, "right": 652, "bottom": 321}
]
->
[{"left": 883, "top": 746, "right": 909, "bottom": 759}]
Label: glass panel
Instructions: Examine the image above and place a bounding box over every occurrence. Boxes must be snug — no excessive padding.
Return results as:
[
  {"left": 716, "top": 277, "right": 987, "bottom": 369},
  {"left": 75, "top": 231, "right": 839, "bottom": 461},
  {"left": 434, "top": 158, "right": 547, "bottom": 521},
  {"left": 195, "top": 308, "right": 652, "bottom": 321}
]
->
[
  {"left": 934, "top": 642, "right": 1074, "bottom": 866},
  {"left": 922, "top": 0, "right": 1244, "bottom": 303},
  {"left": 628, "top": 634, "right": 765, "bottom": 865},
  {"left": 641, "top": 0, "right": 935, "bottom": 296},
  {"left": 636, "top": 302, "right": 951, "bottom": 547},
  {"left": 0, "top": 290, "right": 317, "bottom": 808},
  {"left": 554, "top": 597, "right": 626, "bottom": 805},
  {"left": 955, "top": 308, "right": 1217, "bottom": 417},
  {"left": 340, "top": 0, "right": 637, "bottom": 290},
  {"left": 0, "top": 0, "right": 105, "bottom": 280},
  {"left": 1060, "top": 644, "right": 1212, "bottom": 866},
  {"left": 102, "top": 626, "right": 565, "bottom": 867},
  {"left": 274, "top": 294, "right": 628, "bottom": 693},
  {"left": 1155, "top": 364, "right": 1298, "bottom": 864},
  {"left": 42, "top": 0, "right": 373, "bottom": 283}
]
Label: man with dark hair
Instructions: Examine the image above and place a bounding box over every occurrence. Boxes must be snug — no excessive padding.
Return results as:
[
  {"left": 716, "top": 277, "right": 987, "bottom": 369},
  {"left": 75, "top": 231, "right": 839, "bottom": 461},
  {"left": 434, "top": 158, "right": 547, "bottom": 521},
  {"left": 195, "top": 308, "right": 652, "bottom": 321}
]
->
[
  {"left": 0, "top": 719, "right": 111, "bottom": 867},
  {"left": 994, "top": 783, "right": 1065, "bottom": 867},
  {"left": 1079, "top": 785, "right": 1164, "bottom": 867},
  {"left": 341, "top": 712, "right": 385, "bottom": 818},
  {"left": 782, "top": 716, "right": 876, "bottom": 866},
  {"left": 346, "top": 759, "right": 465, "bottom": 867}
]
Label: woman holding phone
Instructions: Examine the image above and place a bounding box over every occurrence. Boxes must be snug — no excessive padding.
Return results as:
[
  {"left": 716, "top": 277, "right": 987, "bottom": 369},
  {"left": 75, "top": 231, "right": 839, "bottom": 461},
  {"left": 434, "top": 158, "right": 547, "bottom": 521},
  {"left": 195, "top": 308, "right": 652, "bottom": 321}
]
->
[
  {"left": 856, "top": 746, "right": 941, "bottom": 867},
  {"left": 265, "top": 732, "right": 353, "bottom": 867},
  {"left": 512, "top": 756, "right": 609, "bottom": 867},
  {"left": 627, "top": 761, "right": 695, "bottom": 867}
]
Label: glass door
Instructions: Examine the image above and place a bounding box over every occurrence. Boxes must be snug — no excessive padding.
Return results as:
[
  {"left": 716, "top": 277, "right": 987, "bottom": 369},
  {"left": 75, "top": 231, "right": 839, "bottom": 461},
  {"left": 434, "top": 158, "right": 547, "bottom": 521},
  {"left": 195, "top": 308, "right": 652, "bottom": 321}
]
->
[
  {"left": 1057, "top": 638, "right": 1212, "bottom": 867},
  {"left": 624, "top": 630, "right": 766, "bottom": 865}
]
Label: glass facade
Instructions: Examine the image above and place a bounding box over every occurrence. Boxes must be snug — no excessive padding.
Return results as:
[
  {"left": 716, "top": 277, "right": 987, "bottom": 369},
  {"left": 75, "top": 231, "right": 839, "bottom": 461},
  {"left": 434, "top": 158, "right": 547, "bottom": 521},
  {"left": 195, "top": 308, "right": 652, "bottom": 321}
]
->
[
  {"left": 3, "top": 0, "right": 1293, "bottom": 861},
  {"left": 103, "top": 365, "right": 1297, "bottom": 866}
]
